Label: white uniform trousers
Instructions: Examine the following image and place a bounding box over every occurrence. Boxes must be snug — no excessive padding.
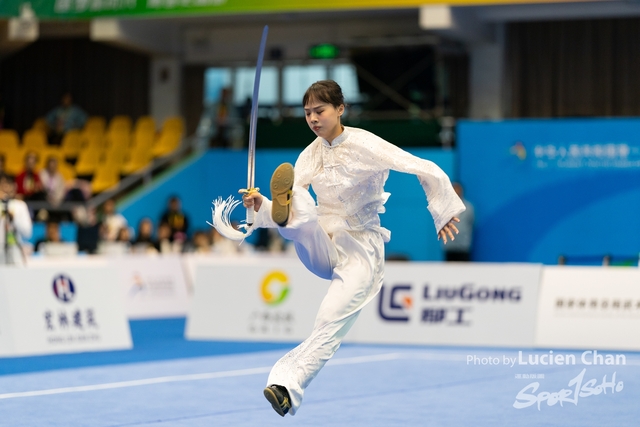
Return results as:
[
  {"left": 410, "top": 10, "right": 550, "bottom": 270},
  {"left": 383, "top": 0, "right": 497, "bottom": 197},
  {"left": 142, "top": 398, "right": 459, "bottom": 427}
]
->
[{"left": 265, "top": 187, "right": 385, "bottom": 415}]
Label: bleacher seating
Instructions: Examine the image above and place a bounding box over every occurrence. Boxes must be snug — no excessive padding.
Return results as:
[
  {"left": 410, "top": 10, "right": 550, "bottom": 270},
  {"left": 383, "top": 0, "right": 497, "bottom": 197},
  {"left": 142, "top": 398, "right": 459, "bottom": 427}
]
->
[
  {"left": 1, "top": 114, "right": 184, "bottom": 194},
  {"left": 60, "top": 130, "right": 82, "bottom": 160},
  {"left": 22, "top": 129, "right": 48, "bottom": 151}
]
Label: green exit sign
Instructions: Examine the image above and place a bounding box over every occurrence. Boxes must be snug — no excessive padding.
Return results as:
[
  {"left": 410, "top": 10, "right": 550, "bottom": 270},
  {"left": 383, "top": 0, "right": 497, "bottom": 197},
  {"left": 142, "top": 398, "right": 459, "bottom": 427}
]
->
[{"left": 309, "top": 44, "right": 340, "bottom": 59}]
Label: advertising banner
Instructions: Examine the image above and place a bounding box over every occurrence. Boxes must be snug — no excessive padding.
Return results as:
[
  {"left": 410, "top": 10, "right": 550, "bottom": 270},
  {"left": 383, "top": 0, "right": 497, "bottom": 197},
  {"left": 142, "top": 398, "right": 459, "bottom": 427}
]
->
[
  {"left": 0, "top": 0, "right": 588, "bottom": 19},
  {"left": 114, "top": 254, "right": 191, "bottom": 319},
  {"left": 458, "top": 118, "right": 640, "bottom": 264},
  {"left": 0, "top": 263, "right": 132, "bottom": 357},
  {"left": 535, "top": 266, "right": 640, "bottom": 351},
  {"left": 185, "top": 259, "right": 329, "bottom": 342},
  {"left": 349, "top": 262, "right": 542, "bottom": 347}
]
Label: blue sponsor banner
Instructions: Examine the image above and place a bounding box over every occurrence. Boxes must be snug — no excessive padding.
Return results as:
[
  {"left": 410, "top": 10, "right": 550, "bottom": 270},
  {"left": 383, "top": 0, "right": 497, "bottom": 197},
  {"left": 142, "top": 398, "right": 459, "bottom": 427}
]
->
[{"left": 458, "top": 118, "right": 640, "bottom": 264}]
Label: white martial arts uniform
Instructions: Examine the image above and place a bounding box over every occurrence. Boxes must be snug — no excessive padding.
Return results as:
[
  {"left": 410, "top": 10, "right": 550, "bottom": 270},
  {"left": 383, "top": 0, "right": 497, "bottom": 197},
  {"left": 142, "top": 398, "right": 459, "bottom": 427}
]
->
[
  {"left": 252, "top": 126, "right": 465, "bottom": 415},
  {"left": 0, "top": 199, "right": 32, "bottom": 266}
]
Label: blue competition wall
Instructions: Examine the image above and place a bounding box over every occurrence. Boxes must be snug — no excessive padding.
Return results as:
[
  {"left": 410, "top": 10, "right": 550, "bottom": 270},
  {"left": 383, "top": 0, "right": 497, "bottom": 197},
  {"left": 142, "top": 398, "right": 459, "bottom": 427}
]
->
[
  {"left": 120, "top": 148, "right": 456, "bottom": 261},
  {"left": 458, "top": 118, "right": 640, "bottom": 264}
]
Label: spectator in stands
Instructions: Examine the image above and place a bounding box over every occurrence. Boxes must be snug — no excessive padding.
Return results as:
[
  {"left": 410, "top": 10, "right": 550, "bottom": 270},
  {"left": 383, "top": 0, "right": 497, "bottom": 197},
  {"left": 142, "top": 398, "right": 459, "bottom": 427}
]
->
[
  {"left": 186, "top": 230, "right": 212, "bottom": 253},
  {"left": 160, "top": 196, "right": 189, "bottom": 242},
  {"left": 45, "top": 92, "right": 87, "bottom": 145},
  {"left": 132, "top": 218, "right": 156, "bottom": 252},
  {"left": 73, "top": 205, "right": 100, "bottom": 254},
  {"left": 211, "top": 225, "right": 252, "bottom": 255},
  {"left": 39, "top": 156, "right": 66, "bottom": 207},
  {"left": 157, "top": 221, "right": 181, "bottom": 253},
  {"left": 115, "top": 227, "right": 132, "bottom": 245},
  {"left": 443, "top": 182, "right": 475, "bottom": 262},
  {"left": 100, "top": 198, "right": 128, "bottom": 241},
  {"left": 15, "top": 151, "right": 45, "bottom": 201},
  {"left": 254, "top": 228, "right": 286, "bottom": 253},
  {"left": 0, "top": 173, "right": 32, "bottom": 265},
  {"left": 209, "top": 87, "right": 234, "bottom": 148},
  {"left": 35, "top": 221, "right": 63, "bottom": 253}
]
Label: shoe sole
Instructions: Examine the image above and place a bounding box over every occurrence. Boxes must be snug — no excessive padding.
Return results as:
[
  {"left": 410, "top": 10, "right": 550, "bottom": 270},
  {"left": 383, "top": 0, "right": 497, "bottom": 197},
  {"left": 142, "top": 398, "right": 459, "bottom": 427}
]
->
[
  {"left": 270, "top": 163, "right": 294, "bottom": 227},
  {"left": 263, "top": 387, "right": 286, "bottom": 417}
]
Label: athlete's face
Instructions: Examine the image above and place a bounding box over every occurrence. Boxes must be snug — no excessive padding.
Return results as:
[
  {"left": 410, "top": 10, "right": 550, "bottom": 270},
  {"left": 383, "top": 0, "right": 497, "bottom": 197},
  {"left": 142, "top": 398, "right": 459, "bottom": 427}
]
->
[{"left": 304, "top": 100, "right": 344, "bottom": 143}]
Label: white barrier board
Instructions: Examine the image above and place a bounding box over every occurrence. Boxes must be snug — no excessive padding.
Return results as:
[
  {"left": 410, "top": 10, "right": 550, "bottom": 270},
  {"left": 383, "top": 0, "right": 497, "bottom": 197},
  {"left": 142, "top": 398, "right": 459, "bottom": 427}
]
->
[
  {"left": 114, "top": 255, "right": 191, "bottom": 319},
  {"left": 0, "top": 263, "right": 132, "bottom": 357},
  {"left": 185, "top": 259, "right": 330, "bottom": 342},
  {"left": 348, "top": 263, "right": 542, "bottom": 347},
  {"left": 535, "top": 266, "right": 640, "bottom": 350}
]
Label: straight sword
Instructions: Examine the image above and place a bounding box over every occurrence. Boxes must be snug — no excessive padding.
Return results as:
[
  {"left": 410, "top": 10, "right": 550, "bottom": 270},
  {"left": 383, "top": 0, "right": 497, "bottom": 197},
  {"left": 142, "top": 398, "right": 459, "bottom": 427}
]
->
[{"left": 240, "top": 25, "right": 269, "bottom": 226}]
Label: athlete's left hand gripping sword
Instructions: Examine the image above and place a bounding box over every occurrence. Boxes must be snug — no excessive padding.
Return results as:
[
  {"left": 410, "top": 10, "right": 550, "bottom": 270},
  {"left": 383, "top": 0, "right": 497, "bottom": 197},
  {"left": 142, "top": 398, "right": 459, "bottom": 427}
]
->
[{"left": 209, "top": 26, "right": 268, "bottom": 241}]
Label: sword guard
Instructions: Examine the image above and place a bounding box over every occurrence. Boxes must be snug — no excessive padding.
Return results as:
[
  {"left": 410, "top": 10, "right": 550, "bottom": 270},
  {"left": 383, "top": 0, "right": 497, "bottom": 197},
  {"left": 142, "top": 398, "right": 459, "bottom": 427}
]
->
[{"left": 239, "top": 187, "right": 260, "bottom": 195}]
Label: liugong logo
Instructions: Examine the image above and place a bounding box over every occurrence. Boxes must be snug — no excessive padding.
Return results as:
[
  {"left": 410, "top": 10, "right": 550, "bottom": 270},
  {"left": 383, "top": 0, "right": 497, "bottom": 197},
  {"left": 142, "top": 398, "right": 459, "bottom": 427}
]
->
[
  {"left": 378, "top": 283, "right": 521, "bottom": 325},
  {"left": 378, "top": 284, "right": 412, "bottom": 322}
]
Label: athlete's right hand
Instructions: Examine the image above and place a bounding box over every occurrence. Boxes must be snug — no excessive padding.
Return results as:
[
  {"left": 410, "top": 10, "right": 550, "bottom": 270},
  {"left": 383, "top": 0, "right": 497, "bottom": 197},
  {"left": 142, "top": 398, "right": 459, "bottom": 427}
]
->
[{"left": 243, "top": 191, "right": 263, "bottom": 212}]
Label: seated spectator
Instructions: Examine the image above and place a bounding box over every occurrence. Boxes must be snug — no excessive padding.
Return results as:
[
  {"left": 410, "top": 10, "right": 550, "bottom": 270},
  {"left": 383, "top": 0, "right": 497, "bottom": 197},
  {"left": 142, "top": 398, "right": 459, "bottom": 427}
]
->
[
  {"left": 35, "top": 221, "right": 62, "bottom": 253},
  {"left": 0, "top": 173, "right": 32, "bottom": 265},
  {"left": 116, "top": 227, "right": 132, "bottom": 243},
  {"left": 254, "top": 228, "right": 286, "bottom": 253},
  {"left": 39, "top": 156, "right": 66, "bottom": 207},
  {"left": 39, "top": 155, "right": 89, "bottom": 211},
  {"left": 160, "top": 195, "right": 189, "bottom": 242},
  {"left": 186, "top": 230, "right": 212, "bottom": 253},
  {"left": 131, "top": 218, "right": 156, "bottom": 251},
  {"left": 73, "top": 205, "right": 101, "bottom": 254},
  {"left": 15, "top": 151, "right": 45, "bottom": 201},
  {"left": 99, "top": 198, "right": 127, "bottom": 241},
  {"left": 211, "top": 226, "right": 252, "bottom": 255},
  {"left": 45, "top": 93, "right": 87, "bottom": 145},
  {"left": 157, "top": 222, "right": 181, "bottom": 254}
]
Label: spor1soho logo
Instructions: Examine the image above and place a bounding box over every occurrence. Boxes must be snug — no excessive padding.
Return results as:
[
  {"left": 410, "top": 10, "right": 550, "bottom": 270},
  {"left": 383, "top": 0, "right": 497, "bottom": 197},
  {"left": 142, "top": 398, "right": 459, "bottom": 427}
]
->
[{"left": 378, "top": 283, "right": 522, "bottom": 325}]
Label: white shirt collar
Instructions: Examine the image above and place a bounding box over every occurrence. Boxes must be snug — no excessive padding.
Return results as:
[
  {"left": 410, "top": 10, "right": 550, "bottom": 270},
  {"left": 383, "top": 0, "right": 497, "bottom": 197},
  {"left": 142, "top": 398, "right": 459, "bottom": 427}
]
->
[{"left": 321, "top": 126, "right": 349, "bottom": 147}]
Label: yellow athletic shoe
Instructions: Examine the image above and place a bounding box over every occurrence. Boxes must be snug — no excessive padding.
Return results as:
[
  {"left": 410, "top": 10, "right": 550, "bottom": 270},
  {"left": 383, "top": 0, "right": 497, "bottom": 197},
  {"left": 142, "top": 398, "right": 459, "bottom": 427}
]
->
[{"left": 270, "top": 163, "right": 294, "bottom": 226}]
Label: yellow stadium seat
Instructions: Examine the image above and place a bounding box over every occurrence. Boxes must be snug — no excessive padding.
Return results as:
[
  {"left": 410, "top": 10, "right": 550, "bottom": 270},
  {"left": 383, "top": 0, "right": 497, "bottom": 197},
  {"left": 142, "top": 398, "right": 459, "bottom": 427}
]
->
[
  {"left": 131, "top": 125, "right": 155, "bottom": 148},
  {"left": 0, "top": 129, "right": 20, "bottom": 152},
  {"left": 4, "top": 147, "right": 26, "bottom": 176},
  {"left": 103, "top": 145, "right": 127, "bottom": 167},
  {"left": 61, "top": 130, "right": 82, "bottom": 159},
  {"left": 106, "top": 131, "right": 131, "bottom": 151},
  {"left": 84, "top": 116, "right": 106, "bottom": 134},
  {"left": 91, "top": 164, "right": 120, "bottom": 193},
  {"left": 134, "top": 116, "right": 156, "bottom": 134},
  {"left": 81, "top": 133, "right": 108, "bottom": 152},
  {"left": 58, "top": 160, "right": 76, "bottom": 181},
  {"left": 162, "top": 116, "right": 184, "bottom": 136},
  {"left": 152, "top": 130, "right": 182, "bottom": 157},
  {"left": 75, "top": 135, "right": 106, "bottom": 176},
  {"left": 121, "top": 144, "right": 153, "bottom": 175},
  {"left": 22, "top": 129, "right": 48, "bottom": 151},
  {"left": 108, "top": 115, "right": 133, "bottom": 134},
  {"left": 32, "top": 117, "right": 48, "bottom": 132}
]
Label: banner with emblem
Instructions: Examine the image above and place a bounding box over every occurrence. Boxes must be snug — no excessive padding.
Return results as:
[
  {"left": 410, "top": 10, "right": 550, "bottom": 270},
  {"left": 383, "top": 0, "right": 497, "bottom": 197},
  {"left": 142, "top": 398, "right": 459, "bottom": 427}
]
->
[
  {"left": 347, "top": 262, "right": 542, "bottom": 347},
  {"left": 0, "top": 262, "right": 132, "bottom": 357},
  {"left": 185, "top": 258, "right": 329, "bottom": 342},
  {"left": 114, "top": 254, "right": 191, "bottom": 319},
  {"left": 535, "top": 266, "right": 640, "bottom": 351}
]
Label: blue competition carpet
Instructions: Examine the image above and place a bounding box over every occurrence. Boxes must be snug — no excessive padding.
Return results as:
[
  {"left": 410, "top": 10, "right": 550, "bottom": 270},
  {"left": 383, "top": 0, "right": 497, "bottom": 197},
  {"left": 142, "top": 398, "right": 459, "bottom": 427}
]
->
[{"left": 1, "top": 318, "right": 639, "bottom": 426}]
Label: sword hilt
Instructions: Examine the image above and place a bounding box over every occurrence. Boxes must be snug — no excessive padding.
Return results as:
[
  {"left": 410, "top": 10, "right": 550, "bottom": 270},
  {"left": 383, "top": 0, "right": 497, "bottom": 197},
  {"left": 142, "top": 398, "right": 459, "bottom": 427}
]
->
[{"left": 239, "top": 187, "right": 260, "bottom": 227}]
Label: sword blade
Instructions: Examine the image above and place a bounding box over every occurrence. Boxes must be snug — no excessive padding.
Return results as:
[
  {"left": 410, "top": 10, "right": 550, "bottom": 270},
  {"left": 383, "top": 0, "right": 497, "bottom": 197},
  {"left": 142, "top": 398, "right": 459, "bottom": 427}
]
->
[{"left": 247, "top": 25, "right": 269, "bottom": 190}]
